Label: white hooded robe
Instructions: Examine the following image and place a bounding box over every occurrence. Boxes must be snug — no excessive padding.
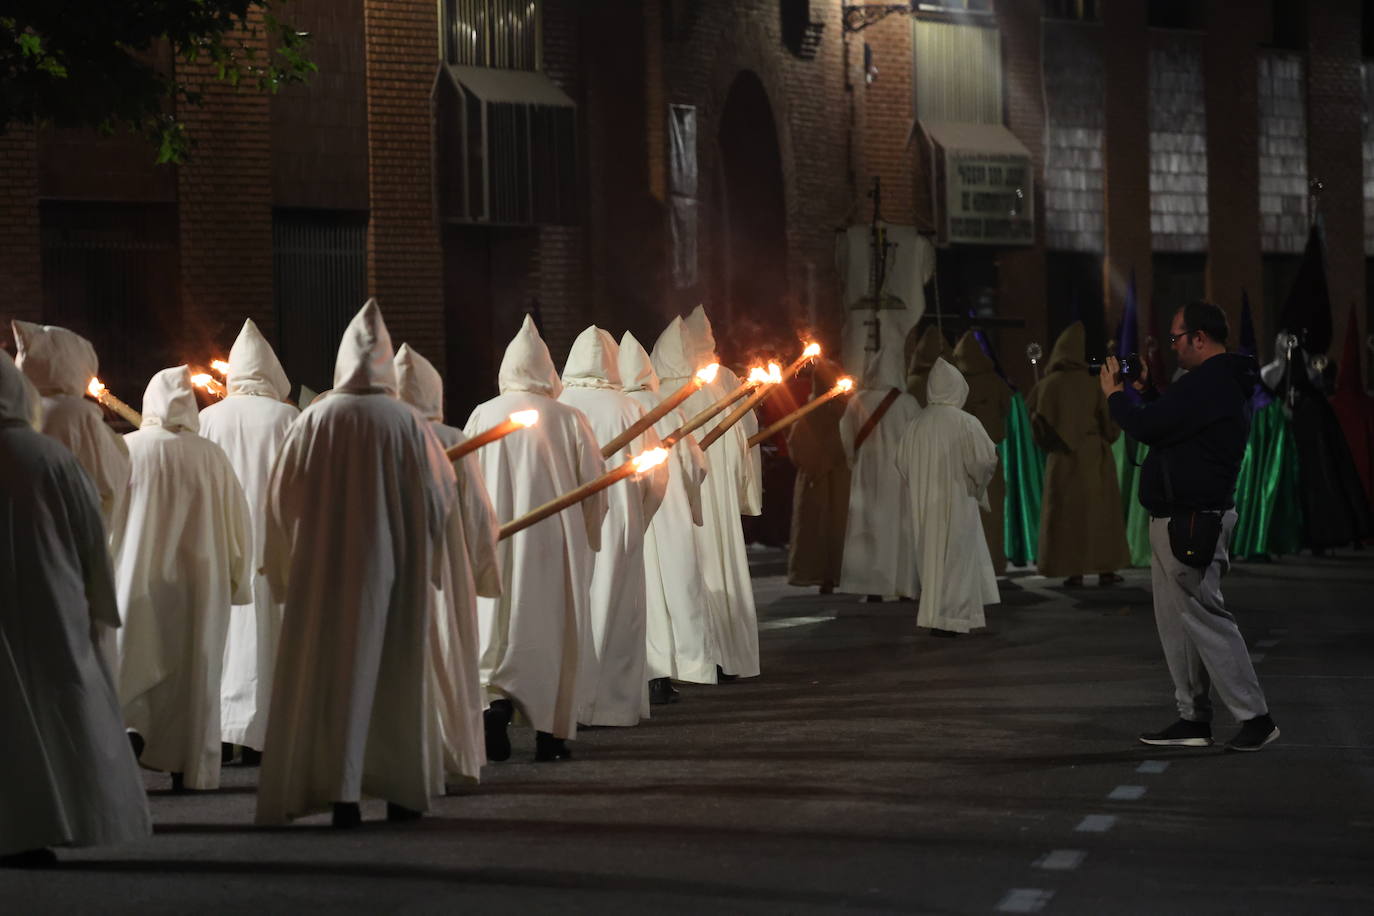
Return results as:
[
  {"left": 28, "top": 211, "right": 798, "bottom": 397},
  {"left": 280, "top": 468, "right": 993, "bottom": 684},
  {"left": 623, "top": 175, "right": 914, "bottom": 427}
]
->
[
  {"left": 111, "top": 366, "right": 253, "bottom": 790},
  {"left": 0, "top": 351, "right": 152, "bottom": 857},
  {"left": 198, "top": 318, "right": 300, "bottom": 752},
  {"left": 559, "top": 327, "right": 666, "bottom": 726},
  {"left": 897, "top": 359, "right": 1000, "bottom": 633},
  {"left": 619, "top": 331, "right": 716, "bottom": 684},
  {"left": 838, "top": 331, "right": 922, "bottom": 598},
  {"left": 256, "top": 300, "right": 459, "bottom": 823},
  {"left": 655, "top": 309, "right": 761, "bottom": 678},
  {"left": 395, "top": 342, "right": 501, "bottom": 783},
  {"left": 464, "top": 315, "right": 606, "bottom": 739}
]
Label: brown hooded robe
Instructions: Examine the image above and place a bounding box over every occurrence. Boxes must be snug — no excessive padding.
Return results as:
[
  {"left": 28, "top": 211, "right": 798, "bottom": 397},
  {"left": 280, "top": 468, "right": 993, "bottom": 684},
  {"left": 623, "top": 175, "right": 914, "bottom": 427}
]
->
[
  {"left": 1025, "top": 322, "right": 1130, "bottom": 577},
  {"left": 906, "top": 325, "right": 954, "bottom": 407},
  {"left": 953, "top": 331, "right": 1012, "bottom": 574},
  {"left": 786, "top": 360, "right": 851, "bottom": 586}
]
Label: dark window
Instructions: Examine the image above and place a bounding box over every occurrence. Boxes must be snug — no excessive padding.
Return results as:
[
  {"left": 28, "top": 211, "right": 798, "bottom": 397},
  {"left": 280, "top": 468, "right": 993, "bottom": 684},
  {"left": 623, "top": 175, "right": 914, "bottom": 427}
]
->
[
  {"left": 1262, "top": 253, "right": 1303, "bottom": 346},
  {"left": 1045, "top": 250, "right": 1105, "bottom": 359},
  {"left": 1147, "top": 0, "right": 1206, "bottom": 30},
  {"left": 40, "top": 201, "right": 180, "bottom": 403},
  {"left": 1364, "top": 0, "right": 1374, "bottom": 58},
  {"left": 1151, "top": 253, "right": 1207, "bottom": 353},
  {"left": 272, "top": 209, "right": 368, "bottom": 394},
  {"left": 1265, "top": 0, "right": 1305, "bottom": 51},
  {"left": 1042, "top": 0, "right": 1099, "bottom": 22}
]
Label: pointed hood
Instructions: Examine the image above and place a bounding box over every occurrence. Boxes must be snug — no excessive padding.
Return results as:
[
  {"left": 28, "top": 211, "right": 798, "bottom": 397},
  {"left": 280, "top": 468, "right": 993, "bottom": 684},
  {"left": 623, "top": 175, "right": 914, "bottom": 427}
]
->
[
  {"left": 651, "top": 315, "right": 698, "bottom": 382},
  {"left": 952, "top": 330, "right": 996, "bottom": 377},
  {"left": 1047, "top": 321, "right": 1087, "bottom": 372},
  {"left": 333, "top": 299, "right": 397, "bottom": 395},
  {"left": 562, "top": 325, "right": 623, "bottom": 389},
  {"left": 926, "top": 357, "right": 969, "bottom": 408},
  {"left": 860, "top": 340, "right": 907, "bottom": 390},
  {"left": 141, "top": 366, "right": 201, "bottom": 432},
  {"left": 0, "top": 349, "right": 43, "bottom": 429},
  {"left": 618, "top": 331, "right": 660, "bottom": 393},
  {"left": 226, "top": 318, "right": 290, "bottom": 399},
  {"left": 907, "top": 325, "right": 951, "bottom": 376},
  {"left": 684, "top": 304, "right": 718, "bottom": 364},
  {"left": 1336, "top": 307, "right": 1365, "bottom": 396},
  {"left": 12, "top": 319, "right": 99, "bottom": 397},
  {"left": 395, "top": 343, "right": 445, "bottom": 421},
  {"left": 498, "top": 313, "right": 562, "bottom": 397}
]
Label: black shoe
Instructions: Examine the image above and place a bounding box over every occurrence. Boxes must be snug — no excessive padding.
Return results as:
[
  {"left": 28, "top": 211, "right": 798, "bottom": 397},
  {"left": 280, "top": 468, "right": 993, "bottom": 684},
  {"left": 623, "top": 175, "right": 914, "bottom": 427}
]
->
[
  {"left": 221, "top": 742, "right": 236, "bottom": 764},
  {"left": 0, "top": 848, "right": 57, "bottom": 868},
  {"left": 332, "top": 802, "right": 362, "bottom": 829},
  {"left": 1063, "top": 576, "right": 1084, "bottom": 588},
  {"left": 819, "top": 583, "right": 834, "bottom": 595},
  {"left": 170, "top": 772, "right": 186, "bottom": 793},
  {"left": 239, "top": 747, "right": 262, "bottom": 767},
  {"left": 1138, "top": 719, "right": 1213, "bottom": 747},
  {"left": 127, "top": 731, "right": 145, "bottom": 760},
  {"left": 1225, "top": 715, "right": 1279, "bottom": 752},
  {"left": 386, "top": 802, "right": 422, "bottom": 822},
  {"left": 648, "top": 677, "right": 675, "bottom": 706},
  {"left": 928, "top": 628, "right": 960, "bottom": 638},
  {"left": 865, "top": 594, "right": 883, "bottom": 603},
  {"left": 534, "top": 731, "right": 572, "bottom": 762},
  {"left": 484, "top": 699, "right": 513, "bottom": 762},
  {"left": 715, "top": 665, "right": 739, "bottom": 682}
]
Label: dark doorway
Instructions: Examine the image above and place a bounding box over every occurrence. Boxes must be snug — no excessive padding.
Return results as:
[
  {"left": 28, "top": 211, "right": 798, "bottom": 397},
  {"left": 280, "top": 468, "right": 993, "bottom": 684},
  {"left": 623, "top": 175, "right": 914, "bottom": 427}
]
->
[{"left": 1045, "top": 250, "right": 1106, "bottom": 359}]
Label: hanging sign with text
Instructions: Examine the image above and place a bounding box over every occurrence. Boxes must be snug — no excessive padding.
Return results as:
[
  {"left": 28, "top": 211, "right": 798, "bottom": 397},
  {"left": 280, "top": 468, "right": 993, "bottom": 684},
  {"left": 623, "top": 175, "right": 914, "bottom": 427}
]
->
[{"left": 944, "top": 152, "right": 1034, "bottom": 245}]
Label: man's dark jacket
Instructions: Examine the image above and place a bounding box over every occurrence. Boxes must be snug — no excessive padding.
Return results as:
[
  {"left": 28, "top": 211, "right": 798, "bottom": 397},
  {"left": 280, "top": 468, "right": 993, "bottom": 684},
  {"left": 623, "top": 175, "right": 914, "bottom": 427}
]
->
[{"left": 1108, "top": 352, "right": 1259, "bottom": 516}]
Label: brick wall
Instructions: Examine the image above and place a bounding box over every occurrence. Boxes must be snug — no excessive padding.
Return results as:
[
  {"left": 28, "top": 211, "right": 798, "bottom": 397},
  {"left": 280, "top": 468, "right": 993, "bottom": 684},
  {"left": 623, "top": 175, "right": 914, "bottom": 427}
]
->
[
  {"left": 0, "top": 126, "right": 41, "bottom": 352},
  {"left": 362, "top": 0, "right": 445, "bottom": 366},
  {"left": 176, "top": 15, "right": 274, "bottom": 358},
  {"left": 1307, "top": 0, "right": 1365, "bottom": 352},
  {"left": 1102, "top": 0, "right": 1152, "bottom": 333},
  {"left": 857, "top": 16, "right": 915, "bottom": 226}
]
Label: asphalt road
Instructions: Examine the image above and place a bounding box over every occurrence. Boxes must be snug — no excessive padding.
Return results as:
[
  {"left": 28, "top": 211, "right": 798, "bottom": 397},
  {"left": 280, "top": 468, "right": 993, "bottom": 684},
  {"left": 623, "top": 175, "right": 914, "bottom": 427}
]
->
[{"left": 6, "top": 548, "right": 1372, "bottom": 915}]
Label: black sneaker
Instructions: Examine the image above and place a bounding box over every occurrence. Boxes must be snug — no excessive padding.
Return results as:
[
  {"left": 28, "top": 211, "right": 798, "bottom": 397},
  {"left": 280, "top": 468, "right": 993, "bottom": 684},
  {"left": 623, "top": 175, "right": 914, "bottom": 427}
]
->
[
  {"left": 648, "top": 677, "right": 678, "bottom": 706},
  {"left": 1138, "top": 719, "right": 1213, "bottom": 747},
  {"left": 484, "top": 699, "right": 514, "bottom": 762},
  {"left": 1225, "top": 715, "right": 1279, "bottom": 752}
]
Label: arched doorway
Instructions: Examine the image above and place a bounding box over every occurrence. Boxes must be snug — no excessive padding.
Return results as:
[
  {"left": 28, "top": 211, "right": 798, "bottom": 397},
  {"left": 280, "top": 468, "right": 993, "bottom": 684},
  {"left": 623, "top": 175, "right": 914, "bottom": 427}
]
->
[
  {"left": 715, "top": 70, "right": 789, "bottom": 355},
  {"left": 715, "top": 71, "right": 795, "bottom": 547}
]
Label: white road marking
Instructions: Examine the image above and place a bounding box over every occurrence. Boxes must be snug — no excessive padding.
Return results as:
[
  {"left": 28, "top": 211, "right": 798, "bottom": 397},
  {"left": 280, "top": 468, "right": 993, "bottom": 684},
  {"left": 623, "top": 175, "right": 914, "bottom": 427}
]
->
[
  {"left": 997, "top": 889, "right": 1055, "bottom": 913},
  {"left": 1034, "top": 849, "right": 1087, "bottom": 871},
  {"left": 1075, "top": 814, "right": 1117, "bottom": 832},
  {"left": 1255, "top": 639, "right": 1279, "bottom": 648},
  {"left": 1137, "top": 760, "right": 1170, "bottom": 774},
  {"left": 1108, "top": 785, "right": 1147, "bottom": 801},
  {"left": 757, "top": 614, "right": 836, "bottom": 632}
]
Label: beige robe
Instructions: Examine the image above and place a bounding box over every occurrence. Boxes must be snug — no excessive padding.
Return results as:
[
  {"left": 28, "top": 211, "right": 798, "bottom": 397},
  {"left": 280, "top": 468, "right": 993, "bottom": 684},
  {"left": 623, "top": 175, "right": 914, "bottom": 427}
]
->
[
  {"left": 786, "top": 363, "right": 850, "bottom": 587},
  {"left": 1025, "top": 322, "right": 1131, "bottom": 577},
  {"left": 953, "top": 331, "right": 1012, "bottom": 575}
]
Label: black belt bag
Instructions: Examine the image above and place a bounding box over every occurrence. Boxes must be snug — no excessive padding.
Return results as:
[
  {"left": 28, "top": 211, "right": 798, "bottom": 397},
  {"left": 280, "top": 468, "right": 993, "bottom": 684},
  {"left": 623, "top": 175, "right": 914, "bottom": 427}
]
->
[{"left": 1160, "top": 454, "right": 1223, "bottom": 569}]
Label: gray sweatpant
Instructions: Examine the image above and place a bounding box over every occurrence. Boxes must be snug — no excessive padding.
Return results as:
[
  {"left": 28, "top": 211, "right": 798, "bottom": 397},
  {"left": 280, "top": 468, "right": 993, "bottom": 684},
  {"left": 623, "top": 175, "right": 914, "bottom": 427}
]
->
[{"left": 1148, "top": 510, "right": 1268, "bottom": 723}]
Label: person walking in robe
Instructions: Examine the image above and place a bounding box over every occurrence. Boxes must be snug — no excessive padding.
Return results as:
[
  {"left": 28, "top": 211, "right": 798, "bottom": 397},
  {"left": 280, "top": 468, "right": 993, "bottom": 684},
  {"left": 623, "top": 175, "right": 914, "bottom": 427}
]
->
[
  {"left": 13, "top": 320, "right": 132, "bottom": 671},
  {"left": 256, "top": 300, "right": 463, "bottom": 827},
  {"left": 395, "top": 343, "right": 500, "bottom": 785},
  {"left": 619, "top": 331, "right": 714, "bottom": 701},
  {"left": 838, "top": 337, "right": 921, "bottom": 600},
  {"left": 953, "top": 330, "right": 1013, "bottom": 575},
  {"left": 1026, "top": 322, "right": 1130, "bottom": 586},
  {"left": 655, "top": 309, "right": 761, "bottom": 679},
  {"left": 897, "top": 359, "right": 1001, "bottom": 635},
  {"left": 560, "top": 327, "right": 666, "bottom": 726},
  {"left": 786, "top": 359, "right": 850, "bottom": 592},
  {"left": 906, "top": 325, "right": 953, "bottom": 407},
  {"left": 465, "top": 315, "right": 607, "bottom": 763},
  {"left": 197, "top": 319, "right": 299, "bottom": 766},
  {"left": 0, "top": 351, "right": 151, "bottom": 867},
  {"left": 12, "top": 320, "right": 131, "bottom": 522},
  {"left": 110, "top": 366, "right": 253, "bottom": 792}
]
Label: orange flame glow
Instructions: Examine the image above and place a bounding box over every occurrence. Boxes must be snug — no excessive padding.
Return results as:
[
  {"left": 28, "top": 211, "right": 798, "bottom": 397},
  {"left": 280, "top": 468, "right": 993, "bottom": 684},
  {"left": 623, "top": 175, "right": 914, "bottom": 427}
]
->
[
  {"left": 766, "top": 362, "right": 783, "bottom": 383},
  {"left": 631, "top": 447, "right": 669, "bottom": 474},
  {"left": 88, "top": 378, "right": 106, "bottom": 399},
  {"left": 802, "top": 342, "right": 821, "bottom": 358},
  {"left": 191, "top": 373, "right": 227, "bottom": 398},
  {"left": 835, "top": 377, "right": 854, "bottom": 393},
  {"left": 210, "top": 359, "right": 231, "bottom": 376},
  {"left": 695, "top": 363, "right": 720, "bottom": 384},
  {"left": 509, "top": 410, "right": 540, "bottom": 428},
  {"left": 747, "top": 366, "right": 770, "bottom": 384}
]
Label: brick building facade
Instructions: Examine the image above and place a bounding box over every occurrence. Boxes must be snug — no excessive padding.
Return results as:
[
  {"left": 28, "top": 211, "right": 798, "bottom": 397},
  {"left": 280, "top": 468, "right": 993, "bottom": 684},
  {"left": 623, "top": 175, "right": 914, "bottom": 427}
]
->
[{"left": 2, "top": 0, "right": 1371, "bottom": 412}]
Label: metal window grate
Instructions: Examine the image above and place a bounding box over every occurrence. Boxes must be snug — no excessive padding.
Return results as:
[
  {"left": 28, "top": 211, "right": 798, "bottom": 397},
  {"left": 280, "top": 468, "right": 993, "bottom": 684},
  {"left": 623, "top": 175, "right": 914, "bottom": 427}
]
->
[
  {"left": 443, "top": 0, "right": 540, "bottom": 70},
  {"left": 272, "top": 210, "right": 368, "bottom": 393}
]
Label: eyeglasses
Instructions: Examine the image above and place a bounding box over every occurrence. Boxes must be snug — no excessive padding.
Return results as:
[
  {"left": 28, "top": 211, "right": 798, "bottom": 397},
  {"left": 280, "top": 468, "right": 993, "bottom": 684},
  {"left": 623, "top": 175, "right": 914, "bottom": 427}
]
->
[{"left": 1167, "top": 330, "right": 1192, "bottom": 345}]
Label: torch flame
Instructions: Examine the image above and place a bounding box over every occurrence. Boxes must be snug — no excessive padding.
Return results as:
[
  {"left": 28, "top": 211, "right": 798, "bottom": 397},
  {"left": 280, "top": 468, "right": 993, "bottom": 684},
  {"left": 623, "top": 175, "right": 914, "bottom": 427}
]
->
[
  {"left": 509, "top": 409, "right": 539, "bottom": 428},
  {"left": 631, "top": 447, "right": 669, "bottom": 474},
  {"left": 766, "top": 362, "right": 783, "bottom": 383},
  {"left": 802, "top": 342, "right": 821, "bottom": 358},
  {"left": 88, "top": 378, "right": 106, "bottom": 398},
  {"left": 190, "top": 373, "right": 213, "bottom": 388},
  {"left": 747, "top": 366, "right": 770, "bottom": 384},
  {"left": 835, "top": 377, "right": 854, "bottom": 392},
  {"left": 695, "top": 363, "right": 720, "bottom": 384},
  {"left": 210, "top": 359, "right": 231, "bottom": 376}
]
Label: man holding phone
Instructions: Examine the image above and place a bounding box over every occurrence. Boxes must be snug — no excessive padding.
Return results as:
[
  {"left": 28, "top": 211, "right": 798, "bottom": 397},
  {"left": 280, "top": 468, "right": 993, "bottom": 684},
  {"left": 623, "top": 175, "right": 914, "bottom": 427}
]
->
[{"left": 1101, "top": 301, "right": 1279, "bottom": 753}]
